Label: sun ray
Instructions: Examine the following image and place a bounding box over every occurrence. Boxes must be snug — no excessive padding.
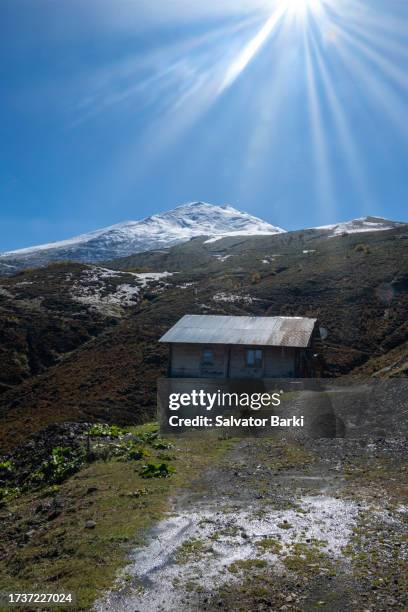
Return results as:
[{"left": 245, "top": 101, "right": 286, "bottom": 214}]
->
[
  {"left": 307, "top": 20, "right": 377, "bottom": 213},
  {"left": 219, "top": 5, "right": 286, "bottom": 92},
  {"left": 302, "top": 23, "right": 338, "bottom": 221},
  {"left": 333, "top": 25, "right": 408, "bottom": 93},
  {"left": 331, "top": 26, "right": 408, "bottom": 140},
  {"left": 326, "top": 1, "right": 408, "bottom": 42},
  {"left": 93, "top": 0, "right": 408, "bottom": 212},
  {"left": 336, "top": 17, "right": 408, "bottom": 63}
]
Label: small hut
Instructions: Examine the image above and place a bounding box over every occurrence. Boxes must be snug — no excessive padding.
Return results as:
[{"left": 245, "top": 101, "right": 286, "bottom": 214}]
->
[{"left": 159, "top": 315, "right": 320, "bottom": 379}]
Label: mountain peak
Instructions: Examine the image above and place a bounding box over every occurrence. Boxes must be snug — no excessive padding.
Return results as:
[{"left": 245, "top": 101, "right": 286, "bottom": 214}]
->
[
  {"left": 315, "top": 216, "right": 404, "bottom": 237},
  {"left": 2, "top": 203, "right": 403, "bottom": 274},
  {"left": 0, "top": 202, "right": 285, "bottom": 267}
]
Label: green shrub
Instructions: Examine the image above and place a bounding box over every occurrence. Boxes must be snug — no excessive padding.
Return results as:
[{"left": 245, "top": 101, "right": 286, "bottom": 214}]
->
[
  {"left": 133, "top": 430, "right": 172, "bottom": 450},
  {"left": 354, "top": 244, "right": 371, "bottom": 255},
  {"left": 140, "top": 462, "right": 175, "bottom": 479},
  {"left": 126, "top": 445, "right": 149, "bottom": 461},
  {"left": 32, "top": 447, "right": 85, "bottom": 486},
  {"left": 88, "top": 424, "right": 127, "bottom": 438},
  {"left": 133, "top": 430, "right": 159, "bottom": 444},
  {"left": 151, "top": 440, "right": 172, "bottom": 450},
  {"left": 0, "top": 486, "right": 20, "bottom": 504},
  {"left": 251, "top": 271, "right": 261, "bottom": 284},
  {"left": 0, "top": 460, "right": 14, "bottom": 474}
]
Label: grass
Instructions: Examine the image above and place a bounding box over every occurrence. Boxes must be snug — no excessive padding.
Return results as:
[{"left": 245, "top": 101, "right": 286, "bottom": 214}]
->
[
  {"left": 255, "top": 538, "right": 282, "bottom": 554},
  {"left": 213, "top": 571, "right": 295, "bottom": 611},
  {"left": 253, "top": 439, "right": 316, "bottom": 474},
  {"left": 282, "top": 542, "right": 335, "bottom": 576},
  {"left": 342, "top": 456, "right": 408, "bottom": 506},
  {"left": 213, "top": 539, "right": 339, "bottom": 611},
  {"left": 174, "top": 538, "right": 213, "bottom": 564},
  {"left": 0, "top": 423, "right": 235, "bottom": 610},
  {"left": 228, "top": 559, "right": 268, "bottom": 574},
  {"left": 339, "top": 455, "right": 408, "bottom": 608}
]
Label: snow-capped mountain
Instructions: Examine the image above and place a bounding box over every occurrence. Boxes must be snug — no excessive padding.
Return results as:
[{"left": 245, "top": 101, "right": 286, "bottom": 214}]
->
[
  {"left": 0, "top": 202, "right": 285, "bottom": 267},
  {"left": 0, "top": 204, "right": 406, "bottom": 275},
  {"left": 313, "top": 216, "right": 405, "bottom": 238}
]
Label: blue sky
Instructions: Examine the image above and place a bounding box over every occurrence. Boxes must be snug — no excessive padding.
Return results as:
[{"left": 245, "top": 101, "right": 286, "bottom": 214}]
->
[{"left": 1, "top": 0, "right": 407, "bottom": 251}]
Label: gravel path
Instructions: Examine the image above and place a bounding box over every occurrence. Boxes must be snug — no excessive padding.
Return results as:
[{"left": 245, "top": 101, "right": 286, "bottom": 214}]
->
[{"left": 95, "top": 436, "right": 408, "bottom": 611}]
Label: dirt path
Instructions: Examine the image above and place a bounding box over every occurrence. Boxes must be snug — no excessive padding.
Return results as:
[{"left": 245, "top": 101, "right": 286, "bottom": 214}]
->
[{"left": 96, "top": 437, "right": 407, "bottom": 612}]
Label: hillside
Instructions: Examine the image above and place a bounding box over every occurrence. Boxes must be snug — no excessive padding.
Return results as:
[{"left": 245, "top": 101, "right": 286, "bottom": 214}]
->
[
  {"left": 0, "top": 225, "right": 407, "bottom": 453},
  {"left": 0, "top": 263, "right": 173, "bottom": 394}
]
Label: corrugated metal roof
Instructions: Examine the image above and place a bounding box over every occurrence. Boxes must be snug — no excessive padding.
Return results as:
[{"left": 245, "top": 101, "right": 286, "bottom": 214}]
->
[{"left": 159, "top": 315, "right": 317, "bottom": 348}]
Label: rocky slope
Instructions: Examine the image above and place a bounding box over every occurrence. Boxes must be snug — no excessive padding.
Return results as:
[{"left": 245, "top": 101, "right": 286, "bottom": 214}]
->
[{"left": 0, "top": 263, "right": 172, "bottom": 393}]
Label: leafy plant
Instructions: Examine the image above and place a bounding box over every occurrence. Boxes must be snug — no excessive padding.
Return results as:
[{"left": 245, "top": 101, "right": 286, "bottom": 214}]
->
[
  {"left": 108, "top": 440, "right": 149, "bottom": 461},
  {"left": 126, "top": 445, "right": 149, "bottom": 461},
  {"left": 133, "top": 430, "right": 159, "bottom": 444},
  {"left": 0, "top": 460, "right": 14, "bottom": 474},
  {"left": 140, "top": 462, "right": 175, "bottom": 479},
  {"left": 88, "top": 424, "right": 127, "bottom": 438},
  {"left": 0, "top": 486, "right": 20, "bottom": 504},
  {"left": 32, "top": 447, "right": 85, "bottom": 486},
  {"left": 132, "top": 429, "right": 172, "bottom": 451},
  {"left": 151, "top": 439, "right": 172, "bottom": 450}
]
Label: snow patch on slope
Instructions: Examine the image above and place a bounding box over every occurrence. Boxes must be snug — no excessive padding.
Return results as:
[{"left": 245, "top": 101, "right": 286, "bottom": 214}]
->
[
  {"left": 69, "top": 266, "right": 174, "bottom": 314},
  {"left": 134, "top": 271, "right": 174, "bottom": 287},
  {"left": 213, "top": 292, "right": 256, "bottom": 304}
]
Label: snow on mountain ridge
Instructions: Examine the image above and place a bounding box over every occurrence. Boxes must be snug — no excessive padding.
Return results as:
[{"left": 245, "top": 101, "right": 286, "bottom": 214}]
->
[
  {"left": 1, "top": 202, "right": 285, "bottom": 263},
  {"left": 313, "top": 216, "right": 404, "bottom": 237},
  {"left": 1, "top": 206, "right": 404, "bottom": 271}
]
